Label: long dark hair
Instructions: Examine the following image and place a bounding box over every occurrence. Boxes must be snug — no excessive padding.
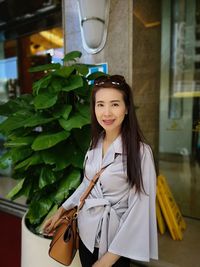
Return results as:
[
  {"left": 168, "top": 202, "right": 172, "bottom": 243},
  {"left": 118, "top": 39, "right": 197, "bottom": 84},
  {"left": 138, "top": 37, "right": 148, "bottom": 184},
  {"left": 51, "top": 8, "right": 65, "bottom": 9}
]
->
[{"left": 90, "top": 75, "right": 146, "bottom": 193}]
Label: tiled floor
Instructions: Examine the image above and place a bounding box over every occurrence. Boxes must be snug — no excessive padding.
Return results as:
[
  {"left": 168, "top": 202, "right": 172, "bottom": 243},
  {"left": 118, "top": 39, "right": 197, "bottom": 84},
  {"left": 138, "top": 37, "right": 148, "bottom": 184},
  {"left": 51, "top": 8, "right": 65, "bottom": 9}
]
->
[
  {"left": 159, "top": 155, "right": 200, "bottom": 219},
  {"left": 150, "top": 155, "right": 200, "bottom": 267},
  {"left": 157, "top": 217, "right": 200, "bottom": 267},
  {"left": 130, "top": 217, "right": 200, "bottom": 267}
]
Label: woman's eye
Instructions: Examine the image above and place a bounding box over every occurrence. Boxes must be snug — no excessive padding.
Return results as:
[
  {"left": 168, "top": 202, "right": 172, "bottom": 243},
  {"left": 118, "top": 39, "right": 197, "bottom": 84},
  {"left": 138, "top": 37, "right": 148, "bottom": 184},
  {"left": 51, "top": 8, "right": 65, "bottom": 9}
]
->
[
  {"left": 112, "top": 103, "right": 119, "bottom": 107},
  {"left": 96, "top": 103, "right": 104, "bottom": 107}
]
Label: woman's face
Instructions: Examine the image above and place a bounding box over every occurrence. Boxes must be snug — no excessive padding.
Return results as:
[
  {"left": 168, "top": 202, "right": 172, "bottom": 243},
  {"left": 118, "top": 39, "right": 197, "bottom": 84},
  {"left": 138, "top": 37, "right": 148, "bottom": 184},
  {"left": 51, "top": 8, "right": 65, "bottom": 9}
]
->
[{"left": 95, "top": 88, "right": 127, "bottom": 136}]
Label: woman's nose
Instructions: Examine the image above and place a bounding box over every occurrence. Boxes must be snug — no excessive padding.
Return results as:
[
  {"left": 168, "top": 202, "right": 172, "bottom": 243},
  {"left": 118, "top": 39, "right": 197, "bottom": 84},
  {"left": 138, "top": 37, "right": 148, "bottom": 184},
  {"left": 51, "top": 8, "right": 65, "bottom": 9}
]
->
[{"left": 103, "top": 106, "right": 112, "bottom": 116}]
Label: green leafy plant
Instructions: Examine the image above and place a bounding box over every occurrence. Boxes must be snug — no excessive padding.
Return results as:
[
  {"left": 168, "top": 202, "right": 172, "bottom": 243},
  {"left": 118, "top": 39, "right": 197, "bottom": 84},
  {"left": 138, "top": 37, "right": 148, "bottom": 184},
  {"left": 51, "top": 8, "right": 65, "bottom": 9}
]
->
[{"left": 0, "top": 51, "right": 103, "bottom": 232}]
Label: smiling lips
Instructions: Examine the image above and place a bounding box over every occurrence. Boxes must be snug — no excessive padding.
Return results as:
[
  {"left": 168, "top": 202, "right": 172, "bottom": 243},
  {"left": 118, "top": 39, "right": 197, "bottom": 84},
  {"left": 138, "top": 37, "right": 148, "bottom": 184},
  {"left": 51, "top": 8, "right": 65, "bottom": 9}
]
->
[{"left": 102, "top": 119, "right": 115, "bottom": 125}]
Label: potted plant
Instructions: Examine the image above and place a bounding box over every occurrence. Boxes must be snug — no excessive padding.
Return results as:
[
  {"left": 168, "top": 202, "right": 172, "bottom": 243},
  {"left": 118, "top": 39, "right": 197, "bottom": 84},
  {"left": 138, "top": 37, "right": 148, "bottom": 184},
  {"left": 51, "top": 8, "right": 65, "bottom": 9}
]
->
[{"left": 0, "top": 51, "right": 103, "bottom": 267}]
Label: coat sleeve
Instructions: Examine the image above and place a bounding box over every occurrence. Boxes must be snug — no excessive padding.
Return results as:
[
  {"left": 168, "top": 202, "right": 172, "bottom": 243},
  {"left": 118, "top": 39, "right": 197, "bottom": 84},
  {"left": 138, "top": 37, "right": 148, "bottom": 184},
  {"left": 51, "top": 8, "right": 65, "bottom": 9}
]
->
[{"left": 108, "top": 144, "right": 158, "bottom": 262}]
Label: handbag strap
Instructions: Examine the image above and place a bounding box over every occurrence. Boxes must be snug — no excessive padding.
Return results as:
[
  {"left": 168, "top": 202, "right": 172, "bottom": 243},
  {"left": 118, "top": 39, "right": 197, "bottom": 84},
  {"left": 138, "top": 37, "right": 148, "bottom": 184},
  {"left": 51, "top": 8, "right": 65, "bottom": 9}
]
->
[
  {"left": 78, "top": 167, "right": 106, "bottom": 211},
  {"left": 78, "top": 154, "right": 120, "bottom": 212},
  {"left": 55, "top": 168, "right": 105, "bottom": 227}
]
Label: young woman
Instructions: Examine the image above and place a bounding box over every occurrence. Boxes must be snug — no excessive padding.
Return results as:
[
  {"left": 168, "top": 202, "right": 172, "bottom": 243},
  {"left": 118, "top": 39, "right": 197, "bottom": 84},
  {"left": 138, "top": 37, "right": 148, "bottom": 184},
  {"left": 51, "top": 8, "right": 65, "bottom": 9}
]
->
[{"left": 43, "top": 75, "right": 158, "bottom": 267}]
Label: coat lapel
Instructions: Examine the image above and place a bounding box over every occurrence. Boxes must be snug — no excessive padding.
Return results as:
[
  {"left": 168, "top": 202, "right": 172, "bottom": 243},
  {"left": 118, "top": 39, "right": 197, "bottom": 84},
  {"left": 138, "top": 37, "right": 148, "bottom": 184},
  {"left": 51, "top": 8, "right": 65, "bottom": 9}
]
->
[
  {"left": 86, "top": 135, "right": 124, "bottom": 170},
  {"left": 102, "top": 135, "right": 123, "bottom": 168}
]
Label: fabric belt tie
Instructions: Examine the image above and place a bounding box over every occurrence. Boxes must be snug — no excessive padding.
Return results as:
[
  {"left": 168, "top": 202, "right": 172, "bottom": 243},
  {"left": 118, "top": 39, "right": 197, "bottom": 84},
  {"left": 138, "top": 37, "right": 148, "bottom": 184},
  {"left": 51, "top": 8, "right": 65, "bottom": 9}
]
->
[{"left": 80, "top": 198, "right": 120, "bottom": 258}]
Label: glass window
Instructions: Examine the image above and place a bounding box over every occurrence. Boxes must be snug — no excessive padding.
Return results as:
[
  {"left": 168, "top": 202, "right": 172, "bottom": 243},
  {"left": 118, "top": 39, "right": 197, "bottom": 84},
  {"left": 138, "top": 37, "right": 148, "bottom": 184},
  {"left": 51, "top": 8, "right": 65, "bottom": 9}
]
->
[
  {"left": 0, "top": 26, "right": 63, "bottom": 99},
  {"left": 160, "top": 0, "right": 200, "bottom": 219},
  {"left": 0, "top": 40, "right": 18, "bottom": 103}
]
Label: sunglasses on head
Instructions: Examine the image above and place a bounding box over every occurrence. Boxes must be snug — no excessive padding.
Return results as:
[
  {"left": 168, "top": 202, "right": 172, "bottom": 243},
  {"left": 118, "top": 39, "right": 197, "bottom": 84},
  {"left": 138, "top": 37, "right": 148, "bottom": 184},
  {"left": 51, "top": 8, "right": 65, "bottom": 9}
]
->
[{"left": 94, "top": 75, "right": 125, "bottom": 86}]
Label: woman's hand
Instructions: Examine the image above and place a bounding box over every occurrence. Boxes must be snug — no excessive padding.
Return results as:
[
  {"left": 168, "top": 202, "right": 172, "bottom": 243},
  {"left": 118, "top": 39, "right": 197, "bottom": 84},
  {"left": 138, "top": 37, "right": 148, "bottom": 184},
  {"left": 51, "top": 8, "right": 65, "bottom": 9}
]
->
[
  {"left": 42, "top": 206, "right": 66, "bottom": 236},
  {"left": 92, "top": 252, "right": 120, "bottom": 267}
]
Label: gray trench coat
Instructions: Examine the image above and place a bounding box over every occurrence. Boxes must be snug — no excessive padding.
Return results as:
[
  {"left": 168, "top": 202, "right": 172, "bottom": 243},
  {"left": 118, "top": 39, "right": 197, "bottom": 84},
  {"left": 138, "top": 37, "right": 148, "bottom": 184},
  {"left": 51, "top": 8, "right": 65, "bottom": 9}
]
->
[{"left": 62, "top": 135, "right": 158, "bottom": 262}]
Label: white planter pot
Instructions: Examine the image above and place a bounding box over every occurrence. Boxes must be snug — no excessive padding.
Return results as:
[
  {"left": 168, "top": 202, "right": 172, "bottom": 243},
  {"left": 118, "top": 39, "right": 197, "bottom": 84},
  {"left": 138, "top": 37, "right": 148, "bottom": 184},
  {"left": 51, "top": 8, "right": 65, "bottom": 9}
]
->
[{"left": 21, "top": 214, "right": 81, "bottom": 267}]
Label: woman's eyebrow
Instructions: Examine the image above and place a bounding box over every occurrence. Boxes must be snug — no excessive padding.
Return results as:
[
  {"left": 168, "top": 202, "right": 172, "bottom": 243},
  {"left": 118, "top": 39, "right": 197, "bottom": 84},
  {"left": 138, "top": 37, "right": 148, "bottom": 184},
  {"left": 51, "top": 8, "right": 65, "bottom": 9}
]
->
[
  {"left": 96, "top": 99, "right": 121, "bottom": 103},
  {"left": 110, "top": 100, "right": 120, "bottom": 102}
]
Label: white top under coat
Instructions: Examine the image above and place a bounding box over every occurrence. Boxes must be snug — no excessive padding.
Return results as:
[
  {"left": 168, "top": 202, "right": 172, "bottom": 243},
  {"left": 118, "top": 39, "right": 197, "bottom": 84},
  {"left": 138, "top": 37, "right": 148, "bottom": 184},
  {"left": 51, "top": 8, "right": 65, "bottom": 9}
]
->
[{"left": 62, "top": 135, "right": 158, "bottom": 262}]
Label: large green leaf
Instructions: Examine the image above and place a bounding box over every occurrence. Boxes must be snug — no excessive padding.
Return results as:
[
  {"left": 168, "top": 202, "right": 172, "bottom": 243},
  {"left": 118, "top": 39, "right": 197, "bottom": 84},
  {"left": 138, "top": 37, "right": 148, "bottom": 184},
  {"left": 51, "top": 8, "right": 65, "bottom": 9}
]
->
[
  {"left": 10, "top": 147, "right": 33, "bottom": 163},
  {"left": 0, "top": 151, "right": 11, "bottom": 169},
  {"left": 41, "top": 146, "right": 62, "bottom": 165},
  {"left": 8, "top": 175, "right": 33, "bottom": 200},
  {"left": 5, "top": 136, "right": 35, "bottom": 147},
  {"left": 42, "top": 153, "right": 70, "bottom": 170},
  {"left": 87, "top": 71, "right": 107, "bottom": 80},
  {"left": 33, "top": 92, "right": 58, "bottom": 109},
  {"left": 8, "top": 127, "right": 33, "bottom": 139},
  {"left": 32, "top": 75, "right": 52, "bottom": 95},
  {"left": 41, "top": 138, "right": 85, "bottom": 171},
  {"left": 29, "top": 63, "right": 61, "bottom": 72},
  {"left": 55, "top": 141, "right": 84, "bottom": 170},
  {"left": 52, "top": 66, "right": 75, "bottom": 78},
  {"left": 24, "top": 114, "right": 55, "bottom": 127},
  {"left": 70, "top": 147, "right": 85, "bottom": 168},
  {"left": 32, "top": 131, "right": 70, "bottom": 151},
  {"left": 76, "top": 103, "right": 90, "bottom": 120},
  {"left": 63, "top": 51, "right": 82, "bottom": 62},
  {"left": 74, "top": 64, "right": 89, "bottom": 76},
  {"left": 54, "top": 168, "right": 81, "bottom": 202},
  {"left": 0, "top": 115, "right": 29, "bottom": 134},
  {"left": 74, "top": 78, "right": 89, "bottom": 97},
  {"left": 0, "top": 95, "right": 33, "bottom": 116},
  {"left": 0, "top": 100, "right": 21, "bottom": 116},
  {"left": 62, "top": 75, "right": 83, "bottom": 92},
  {"left": 13, "top": 110, "right": 33, "bottom": 119},
  {"left": 50, "top": 77, "right": 65, "bottom": 92},
  {"left": 36, "top": 204, "right": 59, "bottom": 233},
  {"left": 15, "top": 153, "right": 42, "bottom": 170},
  {"left": 17, "top": 94, "right": 34, "bottom": 105},
  {"left": 27, "top": 197, "right": 53, "bottom": 224},
  {"left": 54, "top": 158, "right": 71, "bottom": 171},
  {"left": 39, "top": 166, "right": 57, "bottom": 189},
  {"left": 6, "top": 179, "right": 24, "bottom": 199},
  {"left": 41, "top": 142, "right": 71, "bottom": 170},
  {"left": 59, "top": 113, "right": 90, "bottom": 132},
  {"left": 53, "top": 105, "right": 72, "bottom": 120},
  {"left": 72, "top": 125, "right": 91, "bottom": 152},
  {"left": 22, "top": 174, "right": 37, "bottom": 199}
]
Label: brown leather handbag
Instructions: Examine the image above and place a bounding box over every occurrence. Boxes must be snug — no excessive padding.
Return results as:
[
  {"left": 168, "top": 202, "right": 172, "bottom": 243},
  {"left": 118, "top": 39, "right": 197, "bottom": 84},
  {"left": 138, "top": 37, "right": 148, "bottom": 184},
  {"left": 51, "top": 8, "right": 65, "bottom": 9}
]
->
[
  {"left": 48, "top": 207, "right": 78, "bottom": 266},
  {"left": 48, "top": 167, "right": 106, "bottom": 266}
]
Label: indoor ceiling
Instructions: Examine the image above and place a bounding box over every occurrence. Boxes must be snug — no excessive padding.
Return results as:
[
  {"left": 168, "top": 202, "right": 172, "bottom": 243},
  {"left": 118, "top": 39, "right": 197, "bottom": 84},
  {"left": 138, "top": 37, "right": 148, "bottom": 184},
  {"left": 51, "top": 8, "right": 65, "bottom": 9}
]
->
[
  {"left": 0, "top": 0, "right": 58, "bottom": 26},
  {"left": 30, "top": 27, "right": 63, "bottom": 54},
  {"left": 4, "top": 27, "right": 63, "bottom": 57}
]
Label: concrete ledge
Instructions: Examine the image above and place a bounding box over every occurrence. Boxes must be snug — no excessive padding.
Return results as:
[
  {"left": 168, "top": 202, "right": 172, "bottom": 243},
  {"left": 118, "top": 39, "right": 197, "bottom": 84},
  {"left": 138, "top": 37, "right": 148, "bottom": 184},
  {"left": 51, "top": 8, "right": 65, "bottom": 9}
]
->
[{"left": 0, "top": 197, "right": 27, "bottom": 218}]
